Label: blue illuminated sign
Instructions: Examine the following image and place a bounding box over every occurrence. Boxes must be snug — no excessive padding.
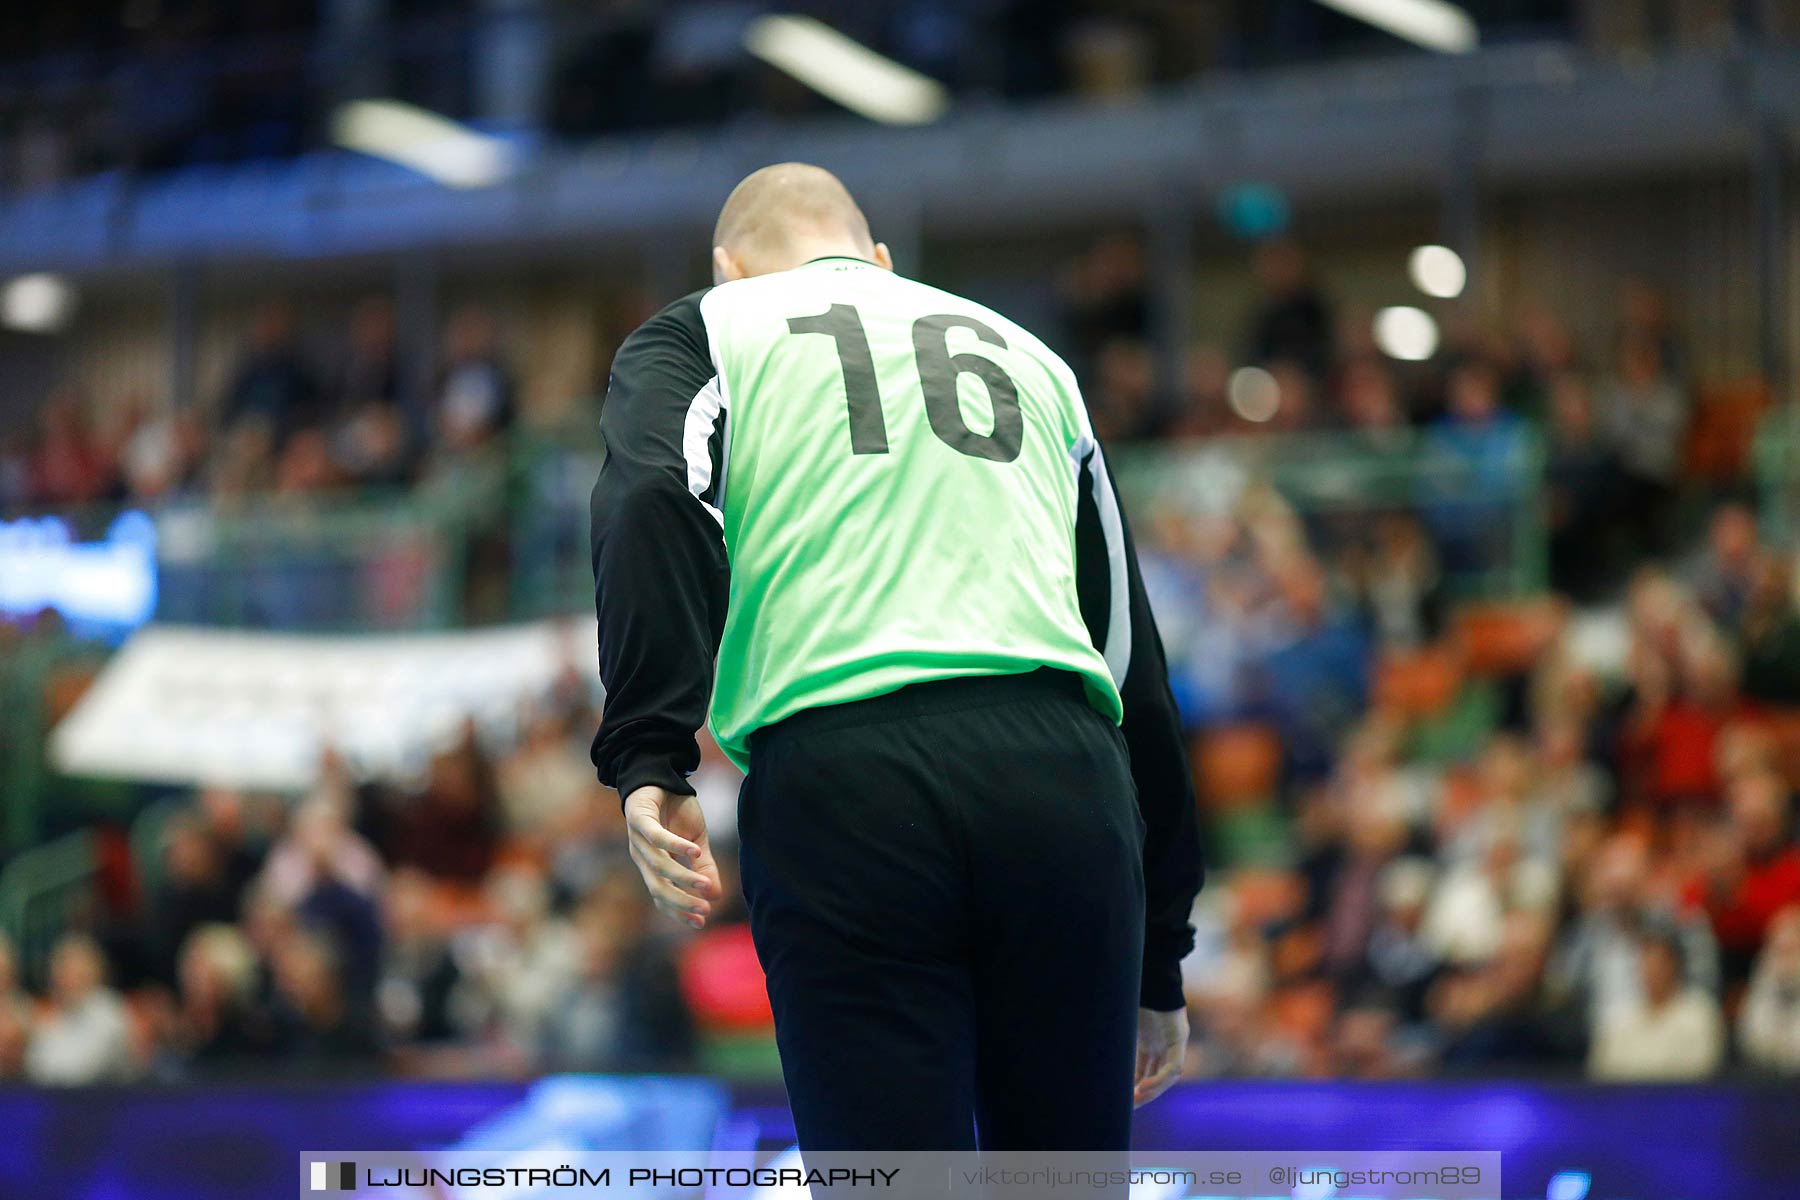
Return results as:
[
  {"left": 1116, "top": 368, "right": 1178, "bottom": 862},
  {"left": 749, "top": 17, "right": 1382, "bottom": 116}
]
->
[{"left": 0, "top": 510, "right": 157, "bottom": 633}]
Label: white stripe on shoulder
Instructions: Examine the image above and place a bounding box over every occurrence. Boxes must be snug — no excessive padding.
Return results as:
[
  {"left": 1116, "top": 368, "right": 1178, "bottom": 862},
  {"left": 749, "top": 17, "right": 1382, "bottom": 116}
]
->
[{"left": 682, "top": 375, "right": 726, "bottom": 525}]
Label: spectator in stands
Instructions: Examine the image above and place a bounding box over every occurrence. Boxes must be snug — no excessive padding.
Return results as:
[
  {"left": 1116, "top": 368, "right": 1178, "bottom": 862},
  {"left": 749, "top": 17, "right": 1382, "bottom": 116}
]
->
[
  {"left": 497, "top": 707, "right": 600, "bottom": 844},
  {"left": 1060, "top": 232, "right": 1151, "bottom": 376},
  {"left": 175, "top": 924, "right": 272, "bottom": 1071},
  {"left": 1360, "top": 858, "right": 1441, "bottom": 1024},
  {"left": 259, "top": 794, "right": 384, "bottom": 907},
  {"left": 1246, "top": 238, "right": 1332, "bottom": 378},
  {"left": 1598, "top": 331, "right": 1689, "bottom": 557},
  {"left": 332, "top": 297, "right": 417, "bottom": 488},
  {"left": 1588, "top": 926, "right": 1723, "bottom": 1080},
  {"left": 0, "top": 934, "right": 30, "bottom": 1077},
  {"left": 1619, "top": 621, "right": 1741, "bottom": 809},
  {"left": 1548, "top": 835, "right": 1718, "bottom": 1039},
  {"left": 1739, "top": 905, "right": 1800, "bottom": 1074},
  {"left": 219, "top": 302, "right": 323, "bottom": 448},
  {"left": 1164, "top": 344, "right": 1230, "bottom": 439},
  {"left": 1686, "top": 503, "right": 1762, "bottom": 629},
  {"left": 1422, "top": 359, "right": 1528, "bottom": 574},
  {"left": 28, "top": 388, "right": 114, "bottom": 507},
  {"left": 1542, "top": 372, "right": 1623, "bottom": 601},
  {"left": 392, "top": 723, "right": 502, "bottom": 884},
  {"left": 150, "top": 814, "right": 245, "bottom": 985},
  {"left": 24, "top": 934, "right": 136, "bottom": 1086},
  {"left": 1086, "top": 337, "right": 1162, "bottom": 443},
  {"left": 118, "top": 398, "right": 202, "bottom": 502},
  {"left": 195, "top": 786, "right": 268, "bottom": 901},
  {"left": 1739, "top": 556, "right": 1800, "bottom": 704},
  {"left": 266, "top": 928, "right": 380, "bottom": 1071},
  {"left": 539, "top": 871, "right": 694, "bottom": 1072},
  {"left": 1336, "top": 356, "right": 1409, "bottom": 452},
  {"left": 0, "top": 996, "right": 26, "bottom": 1081},
  {"left": 1685, "top": 771, "right": 1800, "bottom": 981},
  {"left": 463, "top": 866, "right": 580, "bottom": 1056},
  {"left": 1430, "top": 911, "right": 1556, "bottom": 1068},
  {"left": 434, "top": 306, "right": 515, "bottom": 454},
  {"left": 1338, "top": 512, "right": 1443, "bottom": 650},
  {"left": 375, "top": 869, "right": 469, "bottom": 1047}
]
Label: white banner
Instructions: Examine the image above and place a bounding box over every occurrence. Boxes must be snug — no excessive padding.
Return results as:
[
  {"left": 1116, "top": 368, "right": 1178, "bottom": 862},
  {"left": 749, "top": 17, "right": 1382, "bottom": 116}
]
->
[{"left": 50, "top": 620, "right": 599, "bottom": 792}]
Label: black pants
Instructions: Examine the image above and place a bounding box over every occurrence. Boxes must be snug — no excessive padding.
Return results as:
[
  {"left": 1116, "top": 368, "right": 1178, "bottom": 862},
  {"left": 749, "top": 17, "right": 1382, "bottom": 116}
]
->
[{"left": 738, "top": 669, "right": 1146, "bottom": 1151}]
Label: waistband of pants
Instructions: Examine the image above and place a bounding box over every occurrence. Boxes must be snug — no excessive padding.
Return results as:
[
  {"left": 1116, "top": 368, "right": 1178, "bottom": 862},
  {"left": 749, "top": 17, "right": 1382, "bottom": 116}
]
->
[{"left": 748, "top": 667, "right": 1090, "bottom": 752}]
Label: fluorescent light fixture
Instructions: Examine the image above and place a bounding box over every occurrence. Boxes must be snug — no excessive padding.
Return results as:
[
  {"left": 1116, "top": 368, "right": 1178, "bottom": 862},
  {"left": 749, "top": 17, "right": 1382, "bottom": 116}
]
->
[
  {"left": 2, "top": 273, "right": 76, "bottom": 333},
  {"left": 745, "top": 14, "right": 950, "bottom": 125},
  {"left": 1374, "top": 306, "right": 1441, "bottom": 362},
  {"left": 1314, "top": 0, "right": 1479, "bottom": 54},
  {"left": 1409, "top": 244, "right": 1467, "bottom": 298},
  {"left": 332, "top": 99, "right": 515, "bottom": 188}
]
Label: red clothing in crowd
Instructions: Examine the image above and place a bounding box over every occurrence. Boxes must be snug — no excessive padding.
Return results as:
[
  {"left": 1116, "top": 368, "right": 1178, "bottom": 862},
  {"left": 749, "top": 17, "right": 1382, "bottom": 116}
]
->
[{"left": 1685, "top": 845, "right": 1800, "bottom": 955}]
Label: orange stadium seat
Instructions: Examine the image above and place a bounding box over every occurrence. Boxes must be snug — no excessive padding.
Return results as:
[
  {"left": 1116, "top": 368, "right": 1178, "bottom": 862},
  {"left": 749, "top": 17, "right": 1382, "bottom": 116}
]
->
[
  {"left": 1191, "top": 724, "right": 1283, "bottom": 808},
  {"left": 1684, "top": 379, "right": 1770, "bottom": 482},
  {"left": 1451, "top": 599, "right": 1565, "bottom": 677},
  {"left": 1373, "top": 647, "right": 1464, "bottom": 718}
]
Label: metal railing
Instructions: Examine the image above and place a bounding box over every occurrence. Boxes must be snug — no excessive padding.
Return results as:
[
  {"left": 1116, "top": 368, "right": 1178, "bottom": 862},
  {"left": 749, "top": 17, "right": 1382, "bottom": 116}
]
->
[
  {"left": 1113, "top": 427, "right": 1549, "bottom": 598},
  {"left": 0, "top": 829, "right": 97, "bottom": 990}
]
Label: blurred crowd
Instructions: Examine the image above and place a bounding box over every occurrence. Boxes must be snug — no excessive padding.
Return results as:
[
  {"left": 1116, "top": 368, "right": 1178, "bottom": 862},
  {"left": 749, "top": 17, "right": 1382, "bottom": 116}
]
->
[
  {"left": 5, "top": 217, "right": 1800, "bottom": 1085},
  {"left": 1049, "top": 231, "right": 1800, "bottom": 1082},
  {"left": 0, "top": 298, "right": 517, "bottom": 514},
  {"left": 0, "top": 676, "right": 761, "bottom": 1084}
]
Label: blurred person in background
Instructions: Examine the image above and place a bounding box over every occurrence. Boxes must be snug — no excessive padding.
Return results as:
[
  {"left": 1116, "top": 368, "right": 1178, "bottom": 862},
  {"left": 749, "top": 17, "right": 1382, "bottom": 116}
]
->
[
  {"left": 1335, "top": 356, "right": 1410, "bottom": 453},
  {"left": 0, "top": 934, "right": 30, "bottom": 1079},
  {"left": 1542, "top": 372, "right": 1623, "bottom": 601},
  {"left": 1685, "top": 770, "right": 1800, "bottom": 982},
  {"left": 1548, "top": 835, "right": 1718, "bottom": 1043},
  {"left": 1059, "top": 232, "right": 1151, "bottom": 375},
  {"left": 539, "top": 870, "right": 694, "bottom": 1073},
  {"left": 1245, "top": 238, "right": 1332, "bottom": 379},
  {"left": 174, "top": 924, "right": 271, "bottom": 1073},
  {"left": 375, "top": 869, "right": 471, "bottom": 1048},
  {"left": 259, "top": 793, "right": 384, "bottom": 907},
  {"left": 1429, "top": 911, "right": 1556, "bottom": 1069},
  {"left": 1359, "top": 857, "right": 1442, "bottom": 1026},
  {"left": 218, "top": 301, "right": 322, "bottom": 450},
  {"left": 1686, "top": 502, "right": 1762, "bottom": 629},
  {"left": 331, "top": 296, "right": 417, "bottom": 488},
  {"left": 1086, "top": 337, "right": 1163, "bottom": 443},
  {"left": 392, "top": 722, "right": 502, "bottom": 884},
  {"left": 267, "top": 928, "right": 380, "bottom": 1072},
  {"left": 1598, "top": 331, "right": 1689, "bottom": 558},
  {"left": 27, "top": 387, "right": 113, "bottom": 507},
  {"left": 463, "top": 866, "right": 579, "bottom": 1058},
  {"left": 1587, "top": 926, "right": 1723, "bottom": 1081},
  {"left": 1337, "top": 512, "right": 1444, "bottom": 650},
  {"left": 498, "top": 705, "right": 599, "bottom": 844},
  {"left": 1739, "top": 555, "right": 1800, "bottom": 704},
  {"left": 1422, "top": 359, "right": 1528, "bottom": 574},
  {"left": 434, "top": 305, "right": 516, "bottom": 454},
  {"left": 1739, "top": 905, "right": 1800, "bottom": 1074},
  {"left": 149, "top": 813, "right": 246, "bottom": 985},
  {"left": 25, "top": 934, "right": 136, "bottom": 1086}
]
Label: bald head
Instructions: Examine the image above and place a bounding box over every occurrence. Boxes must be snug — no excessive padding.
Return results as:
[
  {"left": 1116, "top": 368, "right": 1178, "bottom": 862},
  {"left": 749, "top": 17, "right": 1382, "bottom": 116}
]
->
[{"left": 712, "top": 163, "right": 890, "bottom": 283}]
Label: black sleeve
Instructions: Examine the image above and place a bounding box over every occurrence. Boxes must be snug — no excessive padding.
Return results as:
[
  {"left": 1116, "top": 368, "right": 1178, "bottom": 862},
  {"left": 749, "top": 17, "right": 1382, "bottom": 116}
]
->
[
  {"left": 1073, "top": 439, "right": 1204, "bottom": 1011},
  {"left": 590, "top": 290, "right": 729, "bottom": 801}
]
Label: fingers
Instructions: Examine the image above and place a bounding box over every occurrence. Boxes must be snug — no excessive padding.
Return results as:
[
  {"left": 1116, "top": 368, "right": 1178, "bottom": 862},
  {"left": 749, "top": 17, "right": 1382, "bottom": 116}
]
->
[
  {"left": 1133, "top": 1052, "right": 1181, "bottom": 1108},
  {"left": 624, "top": 808, "right": 719, "bottom": 929},
  {"left": 627, "top": 810, "right": 703, "bottom": 865}
]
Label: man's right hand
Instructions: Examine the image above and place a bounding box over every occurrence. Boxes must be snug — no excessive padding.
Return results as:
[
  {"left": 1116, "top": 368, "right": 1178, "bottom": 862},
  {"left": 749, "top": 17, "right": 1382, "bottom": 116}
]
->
[{"left": 623, "top": 785, "right": 723, "bottom": 929}]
